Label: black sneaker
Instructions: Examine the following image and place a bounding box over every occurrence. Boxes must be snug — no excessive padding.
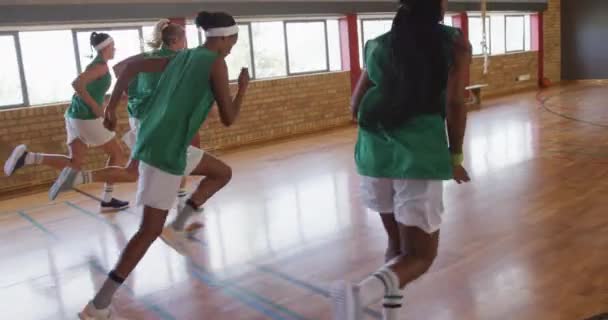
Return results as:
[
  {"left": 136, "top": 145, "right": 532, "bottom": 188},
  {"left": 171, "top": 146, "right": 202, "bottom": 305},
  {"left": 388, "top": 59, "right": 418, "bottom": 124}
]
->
[
  {"left": 4, "top": 144, "right": 28, "bottom": 176},
  {"left": 100, "top": 198, "right": 130, "bottom": 212}
]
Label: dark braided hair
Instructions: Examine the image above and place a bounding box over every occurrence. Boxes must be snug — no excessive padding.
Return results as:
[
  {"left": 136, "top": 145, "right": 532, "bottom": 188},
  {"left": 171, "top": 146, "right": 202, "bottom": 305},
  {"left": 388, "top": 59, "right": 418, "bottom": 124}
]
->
[{"left": 363, "top": 0, "right": 448, "bottom": 130}]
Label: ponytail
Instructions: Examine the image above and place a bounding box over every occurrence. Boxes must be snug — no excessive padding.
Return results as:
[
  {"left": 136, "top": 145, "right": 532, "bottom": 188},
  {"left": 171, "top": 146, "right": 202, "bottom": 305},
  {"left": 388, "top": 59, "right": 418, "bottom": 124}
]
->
[
  {"left": 363, "top": 0, "right": 448, "bottom": 130},
  {"left": 147, "top": 19, "right": 171, "bottom": 49}
]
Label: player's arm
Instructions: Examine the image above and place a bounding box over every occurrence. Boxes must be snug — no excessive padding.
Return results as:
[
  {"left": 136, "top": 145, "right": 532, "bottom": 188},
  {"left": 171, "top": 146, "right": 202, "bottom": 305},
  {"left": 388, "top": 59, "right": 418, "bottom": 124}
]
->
[
  {"left": 351, "top": 69, "right": 372, "bottom": 121},
  {"left": 72, "top": 64, "right": 109, "bottom": 118},
  {"left": 103, "top": 57, "right": 170, "bottom": 131},
  {"left": 210, "top": 57, "right": 250, "bottom": 127}
]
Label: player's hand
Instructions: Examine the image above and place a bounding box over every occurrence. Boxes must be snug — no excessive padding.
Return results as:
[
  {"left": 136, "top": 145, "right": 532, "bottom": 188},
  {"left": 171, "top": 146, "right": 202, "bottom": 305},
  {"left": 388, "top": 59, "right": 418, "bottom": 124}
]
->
[
  {"left": 238, "top": 68, "right": 250, "bottom": 90},
  {"left": 103, "top": 108, "right": 117, "bottom": 131},
  {"left": 452, "top": 165, "right": 471, "bottom": 184}
]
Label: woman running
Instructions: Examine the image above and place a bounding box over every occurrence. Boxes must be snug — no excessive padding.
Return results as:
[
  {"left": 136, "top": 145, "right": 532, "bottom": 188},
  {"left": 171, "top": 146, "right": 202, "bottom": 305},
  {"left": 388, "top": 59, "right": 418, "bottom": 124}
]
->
[
  {"left": 117, "top": 19, "right": 195, "bottom": 210},
  {"left": 73, "top": 11, "right": 249, "bottom": 319},
  {"left": 332, "top": 0, "right": 471, "bottom": 319},
  {"left": 3, "top": 32, "right": 130, "bottom": 212}
]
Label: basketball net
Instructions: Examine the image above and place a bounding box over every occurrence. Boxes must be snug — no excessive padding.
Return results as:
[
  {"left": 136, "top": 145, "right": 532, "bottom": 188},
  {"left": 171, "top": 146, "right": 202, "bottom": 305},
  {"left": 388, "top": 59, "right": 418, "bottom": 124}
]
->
[{"left": 481, "top": 0, "right": 489, "bottom": 74}]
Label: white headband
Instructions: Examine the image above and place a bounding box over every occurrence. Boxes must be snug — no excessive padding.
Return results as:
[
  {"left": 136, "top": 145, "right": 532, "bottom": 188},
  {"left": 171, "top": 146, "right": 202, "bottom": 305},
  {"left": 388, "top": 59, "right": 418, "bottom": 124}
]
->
[
  {"left": 94, "top": 37, "right": 114, "bottom": 51},
  {"left": 204, "top": 25, "right": 239, "bottom": 37}
]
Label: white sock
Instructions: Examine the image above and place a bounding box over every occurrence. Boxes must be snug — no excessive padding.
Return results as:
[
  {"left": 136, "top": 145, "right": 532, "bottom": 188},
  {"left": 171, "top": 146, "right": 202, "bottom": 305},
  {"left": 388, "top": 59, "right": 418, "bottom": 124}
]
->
[
  {"left": 177, "top": 188, "right": 188, "bottom": 199},
  {"left": 383, "top": 304, "right": 402, "bottom": 320},
  {"left": 171, "top": 200, "right": 198, "bottom": 231},
  {"left": 102, "top": 184, "right": 113, "bottom": 202},
  {"left": 25, "top": 152, "right": 43, "bottom": 165},
  {"left": 358, "top": 268, "right": 401, "bottom": 307},
  {"left": 72, "top": 171, "right": 92, "bottom": 186}
]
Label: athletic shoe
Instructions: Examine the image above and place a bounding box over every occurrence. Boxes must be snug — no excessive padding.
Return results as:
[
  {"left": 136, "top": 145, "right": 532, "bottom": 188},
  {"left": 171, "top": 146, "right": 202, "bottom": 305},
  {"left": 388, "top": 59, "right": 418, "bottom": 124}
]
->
[
  {"left": 160, "top": 223, "right": 203, "bottom": 255},
  {"left": 331, "top": 281, "right": 363, "bottom": 320},
  {"left": 101, "top": 198, "right": 130, "bottom": 213},
  {"left": 49, "top": 167, "right": 79, "bottom": 200},
  {"left": 78, "top": 301, "right": 125, "bottom": 320},
  {"left": 4, "top": 144, "right": 28, "bottom": 176}
]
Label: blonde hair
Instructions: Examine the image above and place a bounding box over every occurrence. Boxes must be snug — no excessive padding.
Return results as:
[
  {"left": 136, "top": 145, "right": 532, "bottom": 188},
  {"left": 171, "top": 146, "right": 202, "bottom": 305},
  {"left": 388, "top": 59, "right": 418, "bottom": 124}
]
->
[{"left": 147, "top": 19, "right": 182, "bottom": 49}]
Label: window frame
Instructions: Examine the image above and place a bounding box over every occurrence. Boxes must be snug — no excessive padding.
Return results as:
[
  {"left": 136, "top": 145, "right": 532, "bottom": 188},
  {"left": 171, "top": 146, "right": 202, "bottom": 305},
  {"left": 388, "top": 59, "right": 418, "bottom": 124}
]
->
[
  {"left": 504, "top": 14, "right": 526, "bottom": 54},
  {"left": 468, "top": 15, "right": 492, "bottom": 56},
  {"left": 0, "top": 32, "right": 29, "bottom": 109},
  {"left": 283, "top": 20, "right": 330, "bottom": 76}
]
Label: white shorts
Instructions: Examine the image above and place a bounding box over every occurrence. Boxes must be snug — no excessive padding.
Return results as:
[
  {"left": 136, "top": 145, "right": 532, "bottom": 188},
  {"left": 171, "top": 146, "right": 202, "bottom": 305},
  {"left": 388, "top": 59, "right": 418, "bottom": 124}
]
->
[
  {"left": 184, "top": 146, "right": 205, "bottom": 176},
  {"left": 123, "top": 117, "right": 202, "bottom": 175},
  {"left": 360, "top": 177, "right": 444, "bottom": 234},
  {"left": 65, "top": 117, "right": 115, "bottom": 147},
  {"left": 122, "top": 117, "right": 140, "bottom": 150},
  {"left": 135, "top": 147, "right": 205, "bottom": 210},
  {"left": 136, "top": 161, "right": 182, "bottom": 210}
]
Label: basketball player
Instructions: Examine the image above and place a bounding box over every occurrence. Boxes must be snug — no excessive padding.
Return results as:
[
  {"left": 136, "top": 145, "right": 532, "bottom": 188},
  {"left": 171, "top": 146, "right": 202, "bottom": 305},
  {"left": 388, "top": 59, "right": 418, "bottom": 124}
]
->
[
  {"left": 4, "top": 32, "right": 131, "bottom": 212},
  {"left": 332, "top": 0, "right": 472, "bottom": 319}
]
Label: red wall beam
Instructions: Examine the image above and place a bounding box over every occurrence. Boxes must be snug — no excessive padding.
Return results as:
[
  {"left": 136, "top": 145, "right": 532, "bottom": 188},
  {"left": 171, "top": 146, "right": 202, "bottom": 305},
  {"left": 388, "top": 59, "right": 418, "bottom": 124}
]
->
[{"left": 339, "top": 13, "right": 361, "bottom": 92}]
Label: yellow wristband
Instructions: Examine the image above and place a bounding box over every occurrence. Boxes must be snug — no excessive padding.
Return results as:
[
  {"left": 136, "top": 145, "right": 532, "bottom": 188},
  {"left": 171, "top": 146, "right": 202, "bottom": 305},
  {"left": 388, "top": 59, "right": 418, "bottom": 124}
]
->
[{"left": 451, "top": 153, "right": 464, "bottom": 166}]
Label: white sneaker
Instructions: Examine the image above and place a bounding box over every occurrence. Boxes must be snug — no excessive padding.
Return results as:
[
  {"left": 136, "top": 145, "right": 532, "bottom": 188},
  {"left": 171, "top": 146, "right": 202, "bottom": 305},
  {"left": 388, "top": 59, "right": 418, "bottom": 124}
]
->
[
  {"left": 161, "top": 222, "right": 204, "bottom": 255},
  {"left": 331, "top": 281, "right": 363, "bottom": 320},
  {"left": 78, "top": 301, "right": 125, "bottom": 320},
  {"left": 160, "top": 226, "right": 191, "bottom": 255},
  {"left": 49, "top": 167, "right": 79, "bottom": 200},
  {"left": 4, "top": 144, "right": 28, "bottom": 176}
]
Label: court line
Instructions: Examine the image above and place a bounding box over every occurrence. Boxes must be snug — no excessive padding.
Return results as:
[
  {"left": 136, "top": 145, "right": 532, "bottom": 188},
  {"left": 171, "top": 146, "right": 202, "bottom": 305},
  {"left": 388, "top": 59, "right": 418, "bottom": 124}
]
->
[
  {"left": 0, "top": 201, "right": 60, "bottom": 216},
  {"left": 256, "top": 265, "right": 383, "bottom": 320},
  {"left": 537, "top": 86, "right": 608, "bottom": 128},
  {"left": 65, "top": 200, "right": 309, "bottom": 320},
  {"left": 17, "top": 211, "right": 59, "bottom": 240},
  {"left": 5, "top": 209, "right": 174, "bottom": 319},
  {"left": 72, "top": 190, "right": 370, "bottom": 319},
  {"left": 188, "top": 263, "right": 310, "bottom": 320},
  {"left": 88, "top": 259, "right": 176, "bottom": 320}
]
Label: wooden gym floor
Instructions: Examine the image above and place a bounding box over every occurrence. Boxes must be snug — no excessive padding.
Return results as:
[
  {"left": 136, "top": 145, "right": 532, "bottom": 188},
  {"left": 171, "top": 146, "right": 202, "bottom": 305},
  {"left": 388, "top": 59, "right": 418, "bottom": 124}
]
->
[{"left": 1, "top": 82, "right": 607, "bottom": 320}]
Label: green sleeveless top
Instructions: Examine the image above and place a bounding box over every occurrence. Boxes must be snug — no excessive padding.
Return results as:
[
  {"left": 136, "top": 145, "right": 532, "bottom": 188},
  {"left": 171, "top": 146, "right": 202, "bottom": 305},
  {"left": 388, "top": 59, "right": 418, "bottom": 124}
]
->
[
  {"left": 127, "top": 47, "right": 178, "bottom": 119},
  {"left": 65, "top": 55, "right": 111, "bottom": 120},
  {"left": 133, "top": 47, "right": 219, "bottom": 175},
  {"left": 355, "top": 25, "right": 462, "bottom": 180}
]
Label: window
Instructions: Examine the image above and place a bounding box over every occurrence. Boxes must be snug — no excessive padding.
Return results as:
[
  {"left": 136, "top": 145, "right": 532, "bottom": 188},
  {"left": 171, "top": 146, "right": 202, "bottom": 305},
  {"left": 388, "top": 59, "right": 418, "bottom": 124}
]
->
[
  {"left": 490, "top": 15, "right": 506, "bottom": 55},
  {"left": 141, "top": 25, "right": 155, "bottom": 51},
  {"left": 286, "top": 21, "right": 328, "bottom": 74},
  {"left": 186, "top": 24, "right": 202, "bottom": 48},
  {"left": 19, "top": 30, "right": 78, "bottom": 105},
  {"left": 525, "top": 15, "right": 532, "bottom": 51},
  {"left": 3, "top": 17, "right": 344, "bottom": 108},
  {"left": 469, "top": 12, "right": 533, "bottom": 56},
  {"left": 326, "top": 19, "right": 342, "bottom": 71},
  {"left": 76, "top": 29, "right": 143, "bottom": 89},
  {"left": 225, "top": 24, "right": 253, "bottom": 80},
  {"left": 361, "top": 19, "right": 392, "bottom": 51},
  {"left": 505, "top": 15, "right": 525, "bottom": 52},
  {"left": 469, "top": 16, "right": 491, "bottom": 56},
  {"left": 0, "top": 35, "right": 24, "bottom": 107},
  {"left": 251, "top": 21, "right": 287, "bottom": 79},
  {"left": 443, "top": 15, "right": 454, "bottom": 27},
  {"left": 359, "top": 18, "right": 392, "bottom": 66}
]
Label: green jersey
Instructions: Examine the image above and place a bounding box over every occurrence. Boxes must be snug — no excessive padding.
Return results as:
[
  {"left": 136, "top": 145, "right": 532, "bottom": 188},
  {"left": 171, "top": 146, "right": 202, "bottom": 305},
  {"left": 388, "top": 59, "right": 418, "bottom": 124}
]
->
[
  {"left": 65, "top": 55, "right": 111, "bottom": 119},
  {"left": 133, "top": 47, "right": 219, "bottom": 175},
  {"left": 355, "top": 25, "right": 462, "bottom": 180},
  {"left": 127, "top": 47, "right": 178, "bottom": 119}
]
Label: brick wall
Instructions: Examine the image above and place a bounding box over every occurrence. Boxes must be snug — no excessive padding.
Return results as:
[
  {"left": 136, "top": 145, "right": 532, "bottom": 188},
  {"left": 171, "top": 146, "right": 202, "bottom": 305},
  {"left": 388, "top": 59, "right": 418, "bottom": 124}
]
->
[
  {"left": 0, "top": 72, "right": 351, "bottom": 195},
  {"left": 470, "top": 52, "right": 539, "bottom": 97},
  {"left": 544, "top": 0, "right": 561, "bottom": 83}
]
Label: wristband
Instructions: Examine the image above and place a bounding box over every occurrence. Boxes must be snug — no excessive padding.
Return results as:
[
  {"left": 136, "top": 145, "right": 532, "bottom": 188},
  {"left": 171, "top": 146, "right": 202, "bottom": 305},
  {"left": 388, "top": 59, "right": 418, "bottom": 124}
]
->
[{"left": 451, "top": 153, "right": 464, "bottom": 166}]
